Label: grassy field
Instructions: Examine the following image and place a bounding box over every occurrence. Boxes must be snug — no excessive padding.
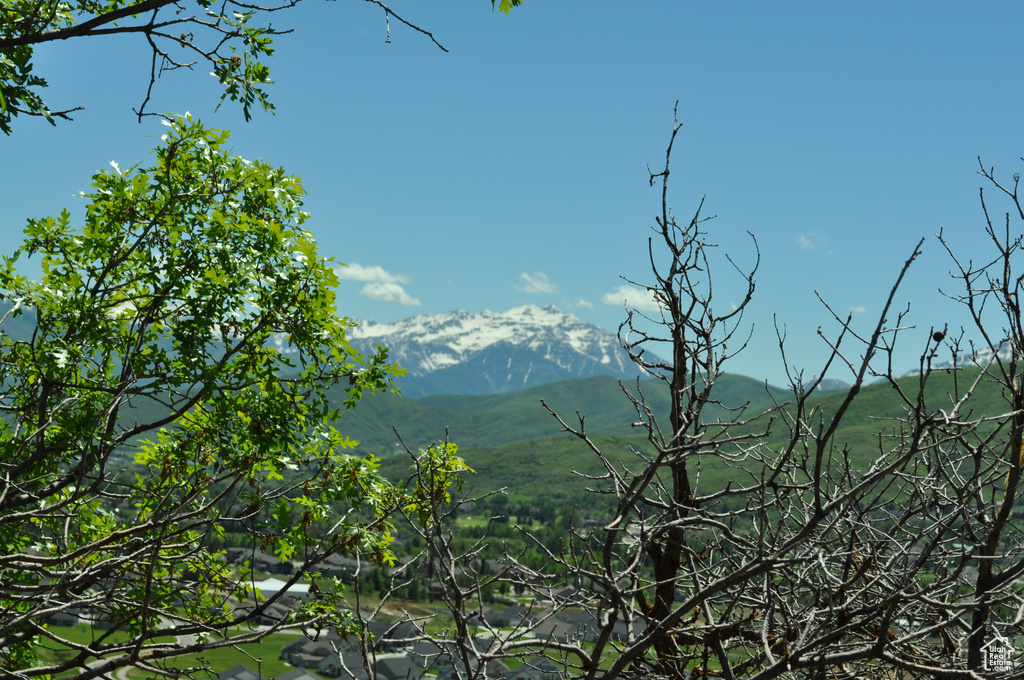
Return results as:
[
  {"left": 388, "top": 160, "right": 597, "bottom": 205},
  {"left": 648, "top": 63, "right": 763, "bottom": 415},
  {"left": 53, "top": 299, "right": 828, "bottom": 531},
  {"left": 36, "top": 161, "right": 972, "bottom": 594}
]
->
[
  {"left": 37, "top": 625, "right": 306, "bottom": 680},
  {"left": 126, "top": 631, "right": 303, "bottom": 680},
  {"left": 38, "top": 625, "right": 179, "bottom": 677}
]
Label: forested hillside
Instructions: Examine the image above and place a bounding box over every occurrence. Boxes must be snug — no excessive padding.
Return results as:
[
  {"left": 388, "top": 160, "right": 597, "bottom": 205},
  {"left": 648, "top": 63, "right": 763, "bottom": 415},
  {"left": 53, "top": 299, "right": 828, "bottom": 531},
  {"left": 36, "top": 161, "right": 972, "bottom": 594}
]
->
[
  {"left": 334, "top": 373, "right": 794, "bottom": 453},
  {"left": 365, "top": 365, "right": 1012, "bottom": 507}
]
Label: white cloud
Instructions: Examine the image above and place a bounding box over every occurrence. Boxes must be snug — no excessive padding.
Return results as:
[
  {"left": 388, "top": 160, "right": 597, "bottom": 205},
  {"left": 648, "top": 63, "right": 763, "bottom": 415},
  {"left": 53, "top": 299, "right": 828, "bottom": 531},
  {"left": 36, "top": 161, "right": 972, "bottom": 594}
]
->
[
  {"left": 569, "top": 298, "right": 594, "bottom": 310},
  {"left": 360, "top": 282, "right": 422, "bottom": 306},
  {"left": 516, "top": 271, "right": 558, "bottom": 294},
  {"left": 336, "top": 262, "right": 410, "bottom": 284},
  {"left": 796, "top": 232, "right": 833, "bottom": 256},
  {"left": 602, "top": 284, "right": 661, "bottom": 312},
  {"left": 335, "top": 263, "right": 421, "bottom": 306},
  {"left": 849, "top": 305, "right": 867, "bottom": 314}
]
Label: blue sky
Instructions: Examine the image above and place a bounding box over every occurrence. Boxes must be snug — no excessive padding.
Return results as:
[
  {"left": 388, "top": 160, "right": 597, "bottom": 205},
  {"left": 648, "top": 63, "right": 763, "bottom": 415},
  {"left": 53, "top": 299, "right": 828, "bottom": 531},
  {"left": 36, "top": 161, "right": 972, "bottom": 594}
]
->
[{"left": 5, "top": 2, "right": 1024, "bottom": 387}]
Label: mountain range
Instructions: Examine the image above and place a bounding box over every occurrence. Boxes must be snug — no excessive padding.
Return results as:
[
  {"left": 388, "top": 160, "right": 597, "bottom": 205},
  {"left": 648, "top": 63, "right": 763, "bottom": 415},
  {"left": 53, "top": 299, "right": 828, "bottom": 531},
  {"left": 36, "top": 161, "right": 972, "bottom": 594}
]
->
[{"left": 348, "top": 305, "right": 646, "bottom": 397}]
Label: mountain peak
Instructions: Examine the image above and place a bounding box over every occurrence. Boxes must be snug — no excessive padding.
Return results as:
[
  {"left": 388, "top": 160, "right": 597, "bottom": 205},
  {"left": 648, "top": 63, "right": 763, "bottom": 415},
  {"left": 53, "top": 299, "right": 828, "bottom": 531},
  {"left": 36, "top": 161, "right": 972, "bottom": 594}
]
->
[{"left": 348, "top": 306, "right": 638, "bottom": 396}]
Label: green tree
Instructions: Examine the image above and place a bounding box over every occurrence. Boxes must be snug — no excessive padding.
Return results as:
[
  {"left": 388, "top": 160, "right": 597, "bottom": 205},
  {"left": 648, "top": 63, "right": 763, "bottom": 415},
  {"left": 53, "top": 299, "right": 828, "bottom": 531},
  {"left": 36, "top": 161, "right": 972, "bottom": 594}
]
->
[
  {"left": 0, "top": 114, "right": 406, "bottom": 678},
  {"left": 0, "top": 0, "right": 524, "bottom": 133}
]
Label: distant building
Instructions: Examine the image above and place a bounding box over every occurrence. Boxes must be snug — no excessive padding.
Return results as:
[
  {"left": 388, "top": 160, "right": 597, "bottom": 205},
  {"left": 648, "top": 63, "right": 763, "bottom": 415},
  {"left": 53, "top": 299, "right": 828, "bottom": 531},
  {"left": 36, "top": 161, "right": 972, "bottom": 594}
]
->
[
  {"left": 218, "top": 664, "right": 267, "bottom": 680},
  {"left": 280, "top": 631, "right": 357, "bottom": 669},
  {"left": 491, "top": 603, "right": 535, "bottom": 628},
  {"left": 46, "top": 609, "right": 79, "bottom": 627},
  {"left": 245, "top": 600, "right": 293, "bottom": 627},
  {"left": 218, "top": 664, "right": 334, "bottom": 680},
  {"left": 364, "top": 619, "right": 419, "bottom": 651},
  {"left": 274, "top": 670, "right": 321, "bottom": 680},
  {"left": 375, "top": 655, "right": 421, "bottom": 680},
  {"left": 433, "top": 653, "right": 509, "bottom": 680},
  {"left": 505, "top": 656, "right": 563, "bottom": 680},
  {"left": 318, "top": 652, "right": 370, "bottom": 680},
  {"left": 248, "top": 577, "right": 311, "bottom": 600}
]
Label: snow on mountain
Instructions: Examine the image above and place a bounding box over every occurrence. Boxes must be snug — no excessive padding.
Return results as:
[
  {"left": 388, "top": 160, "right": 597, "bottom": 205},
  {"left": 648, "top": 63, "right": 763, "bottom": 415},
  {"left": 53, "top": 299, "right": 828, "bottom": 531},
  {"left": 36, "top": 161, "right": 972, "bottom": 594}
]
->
[
  {"left": 348, "top": 305, "right": 641, "bottom": 395},
  {"left": 898, "top": 342, "right": 1015, "bottom": 377}
]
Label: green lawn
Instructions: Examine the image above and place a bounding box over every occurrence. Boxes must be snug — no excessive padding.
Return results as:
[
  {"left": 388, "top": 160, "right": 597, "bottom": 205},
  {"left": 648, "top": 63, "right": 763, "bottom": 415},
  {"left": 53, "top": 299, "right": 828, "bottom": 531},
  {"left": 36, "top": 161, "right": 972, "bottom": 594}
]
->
[
  {"left": 37, "top": 625, "right": 175, "bottom": 679},
  {"left": 128, "top": 632, "right": 302, "bottom": 679},
  {"left": 37, "top": 625, "right": 308, "bottom": 680}
]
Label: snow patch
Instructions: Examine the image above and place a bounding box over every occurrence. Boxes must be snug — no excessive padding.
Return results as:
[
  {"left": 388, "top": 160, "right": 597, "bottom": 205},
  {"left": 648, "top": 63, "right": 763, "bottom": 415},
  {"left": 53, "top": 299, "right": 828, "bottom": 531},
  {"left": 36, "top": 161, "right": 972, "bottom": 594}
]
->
[{"left": 420, "top": 352, "right": 460, "bottom": 371}]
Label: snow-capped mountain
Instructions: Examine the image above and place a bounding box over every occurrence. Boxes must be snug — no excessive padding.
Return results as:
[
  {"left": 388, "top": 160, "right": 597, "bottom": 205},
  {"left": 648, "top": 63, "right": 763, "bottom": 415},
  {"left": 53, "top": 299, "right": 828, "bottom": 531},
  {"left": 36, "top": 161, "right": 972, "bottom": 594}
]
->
[
  {"left": 348, "top": 305, "right": 641, "bottom": 396},
  {"left": 899, "top": 342, "right": 1015, "bottom": 377}
]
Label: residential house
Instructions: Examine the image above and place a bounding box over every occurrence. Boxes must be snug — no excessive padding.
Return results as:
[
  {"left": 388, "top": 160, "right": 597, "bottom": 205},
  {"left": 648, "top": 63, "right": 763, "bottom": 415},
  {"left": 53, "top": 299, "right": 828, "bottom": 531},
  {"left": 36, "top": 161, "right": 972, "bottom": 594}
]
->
[
  {"left": 562, "top": 609, "right": 634, "bottom": 643},
  {"left": 316, "top": 553, "right": 362, "bottom": 581},
  {"left": 491, "top": 603, "right": 535, "bottom": 628},
  {"left": 530, "top": 616, "right": 578, "bottom": 643},
  {"left": 248, "top": 600, "right": 293, "bottom": 627},
  {"left": 274, "top": 670, "right": 320, "bottom": 680},
  {"left": 364, "top": 619, "right": 419, "bottom": 651},
  {"left": 218, "top": 665, "right": 326, "bottom": 680},
  {"left": 542, "top": 586, "right": 584, "bottom": 607},
  {"left": 426, "top": 581, "right": 448, "bottom": 601},
  {"left": 46, "top": 609, "right": 79, "bottom": 627},
  {"left": 433, "top": 654, "right": 510, "bottom": 680},
  {"left": 375, "top": 655, "right": 422, "bottom": 680},
  {"left": 408, "top": 640, "right": 444, "bottom": 669},
  {"left": 218, "top": 665, "right": 267, "bottom": 680},
  {"left": 248, "top": 577, "right": 311, "bottom": 602},
  {"left": 280, "top": 631, "right": 357, "bottom": 669},
  {"left": 318, "top": 652, "right": 370, "bottom": 680}
]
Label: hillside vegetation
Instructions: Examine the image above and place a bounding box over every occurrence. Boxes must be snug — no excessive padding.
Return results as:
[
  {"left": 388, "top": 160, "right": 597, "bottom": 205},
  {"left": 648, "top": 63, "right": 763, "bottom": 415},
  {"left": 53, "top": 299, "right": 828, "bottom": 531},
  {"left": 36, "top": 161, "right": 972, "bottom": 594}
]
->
[
  {"left": 335, "top": 373, "right": 795, "bottom": 453},
  {"left": 369, "top": 365, "right": 1017, "bottom": 505}
]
